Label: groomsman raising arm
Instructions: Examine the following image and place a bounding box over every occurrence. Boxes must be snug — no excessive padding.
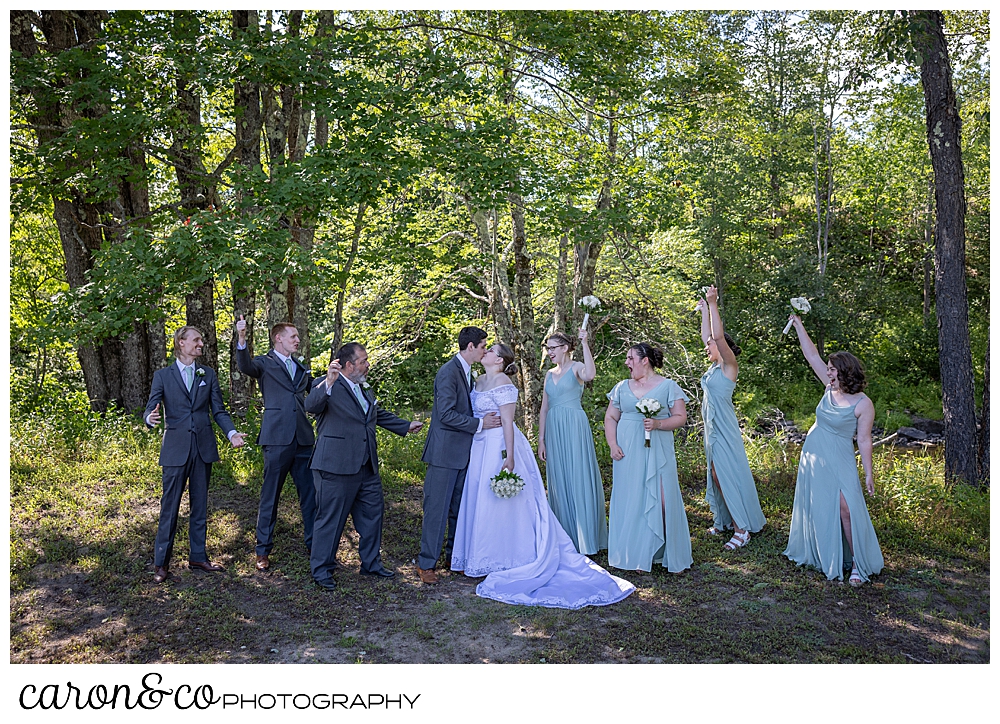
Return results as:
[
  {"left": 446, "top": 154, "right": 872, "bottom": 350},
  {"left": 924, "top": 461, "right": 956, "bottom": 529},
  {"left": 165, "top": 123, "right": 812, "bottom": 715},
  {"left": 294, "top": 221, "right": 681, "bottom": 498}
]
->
[
  {"left": 235, "top": 315, "right": 317, "bottom": 572},
  {"left": 144, "top": 326, "right": 245, "bottom": 584}
]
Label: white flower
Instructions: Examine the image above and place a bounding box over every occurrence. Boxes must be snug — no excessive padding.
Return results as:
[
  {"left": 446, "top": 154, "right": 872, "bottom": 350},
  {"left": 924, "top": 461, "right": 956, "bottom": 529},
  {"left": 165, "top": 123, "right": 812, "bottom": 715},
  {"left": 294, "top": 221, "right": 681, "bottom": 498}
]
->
[
  {"left": 361, "top": 381, "right": 370, "bottom": 389},
  {"left": 195, "top": 368, "right": 206, "bottom": 377},
  {"left": 578, "top": 295, "right": 601, "bottom": 310},
  {"left": 790, "top": 297, "right": 811, "bottom": 314},
  {"left": 296, "top": 355, "right": 305, "bottom": 365},
  {"left": 490, "top": 469, "right": 525, "bottom": 499},
  {"left": 635, "top": 398, "right": 662, "bottom": 417}
]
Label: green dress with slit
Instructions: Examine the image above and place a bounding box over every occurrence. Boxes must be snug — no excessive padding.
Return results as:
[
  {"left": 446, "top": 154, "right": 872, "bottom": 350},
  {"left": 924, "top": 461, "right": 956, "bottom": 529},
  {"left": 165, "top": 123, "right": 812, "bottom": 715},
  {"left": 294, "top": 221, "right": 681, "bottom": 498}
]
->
[
  {"left": 606, "top": 378, "right": 692, "bottom": 573},
  {"left": 700, "top": 363, "right": 766, "bottom": 533},
  {"left": 783, "top": 388, "right": 884, "bottom": 581}
]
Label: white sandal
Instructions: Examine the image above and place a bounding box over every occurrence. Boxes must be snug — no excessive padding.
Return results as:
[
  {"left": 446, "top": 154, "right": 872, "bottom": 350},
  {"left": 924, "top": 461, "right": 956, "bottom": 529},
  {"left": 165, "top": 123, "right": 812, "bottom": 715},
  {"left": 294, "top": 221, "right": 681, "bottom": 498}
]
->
[
  {"left": 849, "top": 565, "right": 864, "bottom": 587},
  {"left": 723, "top": 530, "right": 750, "bottom": 550},
  {"left": 706, "top": 526, "right": 725, "bottom": 536}
]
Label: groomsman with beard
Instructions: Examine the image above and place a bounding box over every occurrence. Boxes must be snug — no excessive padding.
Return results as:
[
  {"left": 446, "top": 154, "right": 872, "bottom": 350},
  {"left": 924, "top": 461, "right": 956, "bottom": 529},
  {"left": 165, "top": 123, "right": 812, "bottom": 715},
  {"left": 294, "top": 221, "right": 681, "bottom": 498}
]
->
[
  {"left": 306, "top": 343, "right": 423, "bottom": 590},
  {"left": 235, "top": 316, "right": 316, "bottom": 571},
  {"left": 417, "top": 326, "right": 501, "bottom": 583},
  {"left": 144, "top": 326, "right": 246, "bottom": 584}
]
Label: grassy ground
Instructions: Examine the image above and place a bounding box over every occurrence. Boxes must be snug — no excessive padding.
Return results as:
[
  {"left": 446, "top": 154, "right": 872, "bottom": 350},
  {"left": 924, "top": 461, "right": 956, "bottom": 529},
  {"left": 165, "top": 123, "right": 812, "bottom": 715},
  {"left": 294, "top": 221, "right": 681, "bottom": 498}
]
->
[{"left": 9, "top": 413, "right": 989, "bottom": 664}]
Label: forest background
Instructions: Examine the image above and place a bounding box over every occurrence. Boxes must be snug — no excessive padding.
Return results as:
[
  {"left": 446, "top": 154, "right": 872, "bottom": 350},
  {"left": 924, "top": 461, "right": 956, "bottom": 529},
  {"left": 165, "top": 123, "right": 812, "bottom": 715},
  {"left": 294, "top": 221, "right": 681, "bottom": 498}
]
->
[
  {"left": 6, "top": 8, "right": 992, "bottom": 670},
  {"left": 9, "top": 9, "right": 990, "bottom": 471}
]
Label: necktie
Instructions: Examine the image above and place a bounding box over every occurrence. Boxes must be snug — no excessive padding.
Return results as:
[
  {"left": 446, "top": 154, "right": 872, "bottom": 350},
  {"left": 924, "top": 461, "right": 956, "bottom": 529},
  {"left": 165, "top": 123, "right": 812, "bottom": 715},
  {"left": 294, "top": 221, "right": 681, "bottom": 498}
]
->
[
  {"left": 285, "top": 357, "right": 295, "bottom": 379},
  {"left": 184, "top": 365, "right": 193, "bottom": 391},
  {"left": 353, "top": 383, "right": 369, "bottom": 413},
  {"left": 467, "top": 370, "right": 472, "bottom": 389}
]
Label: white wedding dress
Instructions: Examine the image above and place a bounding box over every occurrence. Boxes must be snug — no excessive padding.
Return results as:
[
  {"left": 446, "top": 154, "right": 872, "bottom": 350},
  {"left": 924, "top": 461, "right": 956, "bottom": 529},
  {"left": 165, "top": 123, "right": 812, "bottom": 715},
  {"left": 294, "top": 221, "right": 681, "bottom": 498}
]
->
[{"left": 451, "top": 383, "right": 635, "bottom": 609}]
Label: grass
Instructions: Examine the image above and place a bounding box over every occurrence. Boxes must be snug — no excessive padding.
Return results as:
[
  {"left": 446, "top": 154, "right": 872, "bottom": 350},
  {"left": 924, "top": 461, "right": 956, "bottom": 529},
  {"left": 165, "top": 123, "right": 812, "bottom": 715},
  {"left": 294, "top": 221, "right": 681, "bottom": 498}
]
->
[{"left": 9, "top": 411, "right": 989, "bottom": 664}]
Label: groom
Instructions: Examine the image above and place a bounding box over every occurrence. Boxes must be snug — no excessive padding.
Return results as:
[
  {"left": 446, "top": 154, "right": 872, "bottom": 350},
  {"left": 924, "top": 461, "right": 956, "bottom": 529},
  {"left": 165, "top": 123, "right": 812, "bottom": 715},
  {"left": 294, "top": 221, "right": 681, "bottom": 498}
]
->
[{"left": 417, "top": 326, "right": 501, "bottom": 583}]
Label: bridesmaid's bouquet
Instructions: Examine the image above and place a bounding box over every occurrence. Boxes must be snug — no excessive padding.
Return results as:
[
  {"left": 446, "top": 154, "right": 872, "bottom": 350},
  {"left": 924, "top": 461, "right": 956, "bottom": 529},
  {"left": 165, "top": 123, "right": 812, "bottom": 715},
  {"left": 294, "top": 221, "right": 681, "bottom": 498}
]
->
[
  {"left": 635, "top": 398, "right": 662, "bottom": 447},
  {"left": 490, "top": 469, "right": 525, "bottom": 499},
  {"left": 578, "top": 295, "right": 601, "bottom": 331},
  {"left": 782, "top": 297, "right": 812, "bottom": 334}
]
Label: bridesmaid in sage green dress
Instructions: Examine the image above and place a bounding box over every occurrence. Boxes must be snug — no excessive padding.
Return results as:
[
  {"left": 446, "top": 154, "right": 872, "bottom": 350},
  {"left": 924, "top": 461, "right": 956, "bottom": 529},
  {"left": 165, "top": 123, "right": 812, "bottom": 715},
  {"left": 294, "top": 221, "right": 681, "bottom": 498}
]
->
[
  {"left": 783, "top": 315, "right": 883, "bottom": 586},
  {"left": 696, "top": 286, "right": 766, "bottom": 551},
  {"left": 603, "top": 343, "right": 692, "bottom": 573},
  {"left": 537, "top": 328, "right": 608, "bottom": 555}
]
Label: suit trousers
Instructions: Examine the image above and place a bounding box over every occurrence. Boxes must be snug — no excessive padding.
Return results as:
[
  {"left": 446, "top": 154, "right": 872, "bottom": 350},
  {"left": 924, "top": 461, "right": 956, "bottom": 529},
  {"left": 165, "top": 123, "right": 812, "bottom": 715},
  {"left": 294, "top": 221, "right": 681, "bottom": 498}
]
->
[
  {"left": 154, "top": 446, "right": 211, "bottom": 567},
  {"left": 256, "top": 443, "right": 316, "bottom": 556},
  {"left": 310, "top": 457, "right": 384, "bottom": 581},
  {"left": 418, "top": 464, "right": 468, "bottom": 570}
]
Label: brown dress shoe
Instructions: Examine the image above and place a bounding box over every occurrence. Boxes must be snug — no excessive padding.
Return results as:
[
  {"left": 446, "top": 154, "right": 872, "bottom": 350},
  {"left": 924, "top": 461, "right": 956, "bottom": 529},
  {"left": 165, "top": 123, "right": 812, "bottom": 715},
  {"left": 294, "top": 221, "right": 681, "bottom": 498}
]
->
[
  {"left": 417, "top": 567, "right": 439, "bottom": 584},
  {"left": 188, "top": 560, "right": 224, "bottom": 573},
  {"left": 256, "top": 555, "right": 270, "bottom": 571},
  {"left": 153, "top": 566, "right": 170, "bottom": 584}
]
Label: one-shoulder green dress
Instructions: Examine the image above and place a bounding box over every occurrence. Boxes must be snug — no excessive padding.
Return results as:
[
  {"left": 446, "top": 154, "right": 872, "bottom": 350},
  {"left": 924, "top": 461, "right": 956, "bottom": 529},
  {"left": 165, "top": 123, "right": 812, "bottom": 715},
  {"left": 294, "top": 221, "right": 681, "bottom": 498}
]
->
[
  {"left": 783, "top": 388, "right": 884, "bottom": 582},
  {"left": 543, "top": 370, "right": 608, "bottom": 555},
  {"left": 606, "top": 378, "right": 692, "bottom": 573},
  {"left": 700, "top": 364, "right": 766, "bottom": 533}
]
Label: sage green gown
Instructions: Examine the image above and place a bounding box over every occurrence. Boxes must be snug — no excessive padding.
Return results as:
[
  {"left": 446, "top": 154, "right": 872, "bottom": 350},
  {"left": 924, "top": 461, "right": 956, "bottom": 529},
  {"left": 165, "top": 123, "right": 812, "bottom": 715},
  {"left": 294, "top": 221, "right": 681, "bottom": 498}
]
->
[
  {"left": 783, "top": 388, "right": 884, "bottom": 582},
  {"left": 543, "top": 370, "right": 608, "bottom": 555},
  {"left": 606, "top": 378, "right": 692, "bottom": 573},
  {"left": 700, "top": 364, "right": 766, "bottom": 533}
]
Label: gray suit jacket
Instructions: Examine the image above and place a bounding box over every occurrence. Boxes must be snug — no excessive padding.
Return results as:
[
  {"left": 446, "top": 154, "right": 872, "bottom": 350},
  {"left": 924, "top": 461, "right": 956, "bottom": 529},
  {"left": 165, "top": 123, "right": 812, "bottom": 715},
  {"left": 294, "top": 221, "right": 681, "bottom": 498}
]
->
[
  {"left": 305, "top": 375, "right": 411, "bottom": 476},
  {"left": 421, "top": 355, "right": 480, "bottom": 469},
  {"left": 235, "top": 346, "right": 314, "bottom": 446},
  {"left": 143, "top": 363, "right": 236, "bottom": 466}
]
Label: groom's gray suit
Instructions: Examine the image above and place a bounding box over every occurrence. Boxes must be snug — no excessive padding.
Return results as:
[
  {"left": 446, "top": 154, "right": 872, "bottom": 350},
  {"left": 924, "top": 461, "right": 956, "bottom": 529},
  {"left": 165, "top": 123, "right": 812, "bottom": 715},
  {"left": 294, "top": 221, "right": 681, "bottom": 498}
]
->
[
  {"left": 418, "top": 355, "right": 481, "bottom": 571},
  {"left": 306, "top": 373, "right": 412, "bottom": 581}
]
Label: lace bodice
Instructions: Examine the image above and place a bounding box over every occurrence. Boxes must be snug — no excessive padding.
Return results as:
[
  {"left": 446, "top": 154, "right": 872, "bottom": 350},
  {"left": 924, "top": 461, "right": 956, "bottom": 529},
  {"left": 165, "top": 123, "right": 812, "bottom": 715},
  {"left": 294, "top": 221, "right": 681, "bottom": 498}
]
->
[{"left": 471, "top": 383, "right": 519, "bottom": 417}]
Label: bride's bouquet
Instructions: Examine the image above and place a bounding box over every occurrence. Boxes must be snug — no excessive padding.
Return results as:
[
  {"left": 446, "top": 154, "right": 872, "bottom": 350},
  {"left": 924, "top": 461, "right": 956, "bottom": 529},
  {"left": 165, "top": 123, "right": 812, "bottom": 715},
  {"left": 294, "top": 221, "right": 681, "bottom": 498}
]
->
[
  {"left": 782, "top": 297, "right": 811, "bottom": 334},
  {"left": 578, "top": 295, "right": 601, "bottom": 331},
  {"left": 635, "top": 398, "right": 662, "bottom": 447},
  {"left": 490, "top": 468, "right": 525, "bottom": 499}
]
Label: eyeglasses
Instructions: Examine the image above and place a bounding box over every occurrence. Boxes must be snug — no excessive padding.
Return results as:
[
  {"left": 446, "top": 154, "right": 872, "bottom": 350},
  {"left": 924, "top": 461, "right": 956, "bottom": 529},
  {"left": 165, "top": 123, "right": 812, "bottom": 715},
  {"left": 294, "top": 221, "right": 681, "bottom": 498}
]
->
[{"left": 545, "top": 344, "right": 567, "bottom": 351}]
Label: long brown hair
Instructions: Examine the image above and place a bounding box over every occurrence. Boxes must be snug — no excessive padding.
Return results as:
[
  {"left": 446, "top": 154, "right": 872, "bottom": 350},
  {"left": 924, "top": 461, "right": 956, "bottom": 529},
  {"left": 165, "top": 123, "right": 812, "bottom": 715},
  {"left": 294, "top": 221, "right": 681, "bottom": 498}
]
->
[{"left": 494, "top": 343, "right": 517, "bottom": 376}]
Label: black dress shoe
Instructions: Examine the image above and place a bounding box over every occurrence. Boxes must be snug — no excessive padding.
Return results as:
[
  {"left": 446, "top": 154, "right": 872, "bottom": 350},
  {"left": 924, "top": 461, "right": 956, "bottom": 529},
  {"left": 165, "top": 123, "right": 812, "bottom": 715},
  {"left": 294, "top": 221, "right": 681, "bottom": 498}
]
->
[
  {"left": 360, "top": 567, "right": 395, "bottom": 578},
  {"left": 313, "top": 577, "right": 337, "bottom": 591}
]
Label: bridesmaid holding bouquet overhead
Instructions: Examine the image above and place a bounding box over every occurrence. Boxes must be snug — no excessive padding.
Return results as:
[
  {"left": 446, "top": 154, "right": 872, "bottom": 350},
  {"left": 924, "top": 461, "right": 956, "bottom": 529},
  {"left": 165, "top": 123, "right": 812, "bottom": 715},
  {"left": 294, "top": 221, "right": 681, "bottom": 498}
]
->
[
  {"left": 783, "top": 314, "right": 883, "bottom": 586},
  {"left": 537, "top": 328, "right": 608, "bottom": 555},
  {"left": 697, "top": 286, "right": 766, "bottom": 550}
]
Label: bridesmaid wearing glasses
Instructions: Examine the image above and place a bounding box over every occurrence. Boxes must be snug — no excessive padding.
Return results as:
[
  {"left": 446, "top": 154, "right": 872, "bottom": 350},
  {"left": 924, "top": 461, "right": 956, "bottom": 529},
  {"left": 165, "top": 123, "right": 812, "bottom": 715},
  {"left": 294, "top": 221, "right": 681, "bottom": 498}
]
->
[{"left": 537, "top": 328, "right": 608, "bottom": 555}]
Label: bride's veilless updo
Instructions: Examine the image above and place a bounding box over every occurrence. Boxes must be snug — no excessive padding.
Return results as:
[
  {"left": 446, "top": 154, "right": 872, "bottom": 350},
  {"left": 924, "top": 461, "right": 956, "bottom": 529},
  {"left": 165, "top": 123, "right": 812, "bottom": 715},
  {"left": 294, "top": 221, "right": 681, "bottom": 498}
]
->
[
  {"left": 630, "top": 342, "right": 664, "bottom": 369},
  {"left": 494, "top": 343, "right": 518, "bottom": 376}
]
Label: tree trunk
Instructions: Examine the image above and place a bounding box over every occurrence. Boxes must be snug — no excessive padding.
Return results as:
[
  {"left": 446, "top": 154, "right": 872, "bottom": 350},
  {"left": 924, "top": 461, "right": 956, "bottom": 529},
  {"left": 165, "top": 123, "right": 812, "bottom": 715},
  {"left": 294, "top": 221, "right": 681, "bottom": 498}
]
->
[
  {"left": 917, "top": 10, "right": 978, "bottom": 485},
  {"left": 186, "top": 280, "right": 219, "bottom": 372},
  {"left": 554, "top": 232, "right": 569, "bottom": 333},
  {"left": 978, "top": 337, "right": 989, "bottom": 484},
  {"left": 509, "top": 187, "right": 543, "bottom": 437},
  {"left": 229, "top": 9, "right": 263, "bottom": 415},
  {"left": 12, "top": 10, "right": 156, "bottom": 412},
  {"left": 333, "top": 203, "right": 368, "bottom": 353}
]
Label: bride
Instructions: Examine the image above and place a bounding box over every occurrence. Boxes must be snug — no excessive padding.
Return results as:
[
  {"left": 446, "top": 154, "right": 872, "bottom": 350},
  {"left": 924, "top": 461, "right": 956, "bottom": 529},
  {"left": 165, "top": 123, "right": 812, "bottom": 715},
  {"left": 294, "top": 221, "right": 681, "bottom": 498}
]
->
[{"left": 451, "top": 342, "right": 635, "bottom": 609}]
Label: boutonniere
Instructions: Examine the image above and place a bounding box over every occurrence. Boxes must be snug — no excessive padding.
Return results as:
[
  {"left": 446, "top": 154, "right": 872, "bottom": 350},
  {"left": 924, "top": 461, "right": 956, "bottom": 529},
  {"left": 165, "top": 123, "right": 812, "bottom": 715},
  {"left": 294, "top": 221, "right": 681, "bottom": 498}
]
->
[
  {"left": 361, "top": 381, "right": 371, "bottom": 390},
  {"left": 195, "top": 368, "right": 206, "bottom": 378},
  {"left": 295, "top": 355, "right": 305, "bottom": 365},
  {"left": 471, "top": 370, "right": 480, "bottom": 381}
]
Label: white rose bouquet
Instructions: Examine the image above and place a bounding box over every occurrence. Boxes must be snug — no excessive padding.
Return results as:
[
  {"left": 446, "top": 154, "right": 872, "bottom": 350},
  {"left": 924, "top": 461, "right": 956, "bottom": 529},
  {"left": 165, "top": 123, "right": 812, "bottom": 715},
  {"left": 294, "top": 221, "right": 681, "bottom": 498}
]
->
[
  {"left": 635, "top": 397, "right": 662, "bottom": 447},
  {"left": 490, "top": 468, "right": 525, "bottom": 499},
  {"left": 578, "top": 295, "right": 601, "bottom": 331},
  {"left": 782, "top": 297, "right": 812, "bottom": 334}
]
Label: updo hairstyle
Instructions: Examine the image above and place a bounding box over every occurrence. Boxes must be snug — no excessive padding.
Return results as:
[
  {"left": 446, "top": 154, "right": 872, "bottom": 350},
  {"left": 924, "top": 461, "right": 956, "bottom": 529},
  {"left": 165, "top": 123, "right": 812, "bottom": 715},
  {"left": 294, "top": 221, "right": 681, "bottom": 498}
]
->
[
  {"left": 721, "top": 332, "right": 741, "bottom": 357},
  {"left": 494, "top": 343, "right": 518, "bottom": 376},
  {"left": 630, "top": 342, "right": 664, "bottom": 369},
  {"left": 828, "top": 351, "right": 867, "bottom": 394},
  {"left": 546, "top": 332, "right": 577, "bottom": 353}
]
